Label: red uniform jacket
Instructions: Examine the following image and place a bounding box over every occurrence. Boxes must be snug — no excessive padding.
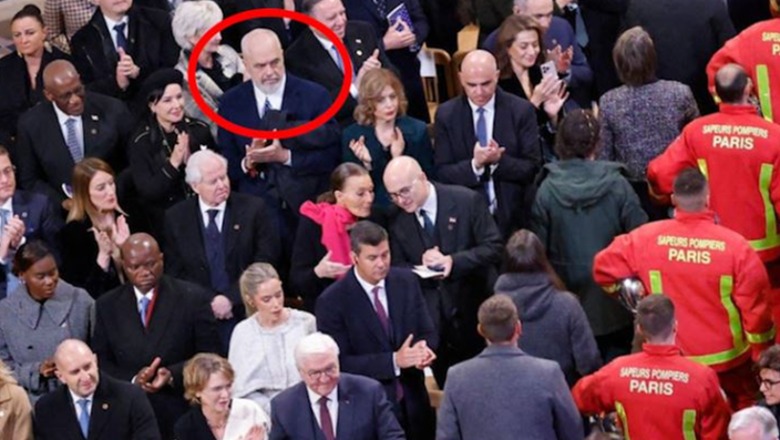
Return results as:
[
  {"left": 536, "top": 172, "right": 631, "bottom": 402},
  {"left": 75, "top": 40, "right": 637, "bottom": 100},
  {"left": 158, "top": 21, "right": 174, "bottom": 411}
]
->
[
  {"left": 647, "top": 104, "right": 780, "bottom": 262},
  {"left": 573, "top": 344, "right": 731, "bottom": 440},
  {"left": 707, "top": 18, "right": 780, "bottom": 123},
  {"left": 593, "top": 210, "right": 775, "bottom": 371}
]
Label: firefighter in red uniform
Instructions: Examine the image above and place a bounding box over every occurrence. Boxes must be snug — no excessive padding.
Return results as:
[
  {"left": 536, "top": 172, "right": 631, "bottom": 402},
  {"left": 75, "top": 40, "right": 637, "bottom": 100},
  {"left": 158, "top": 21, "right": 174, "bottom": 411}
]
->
[
  {"left": 648, "top": 64, "right": 780, "bottom": 330},
  {"left": 707, "top": 0, "right": 780, "bottom": 124},
  {"left": 594, "top": 168, "right": 775, "bottom": 410},
  {"left": 573, "top": 295, "right": 731, "bottom": 440}
]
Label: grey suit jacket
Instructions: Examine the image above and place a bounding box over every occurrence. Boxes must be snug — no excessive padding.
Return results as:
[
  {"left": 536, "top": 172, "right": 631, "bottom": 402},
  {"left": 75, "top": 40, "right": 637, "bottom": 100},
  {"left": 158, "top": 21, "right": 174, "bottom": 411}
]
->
[
  {"left": 0, "top": 280, "right": 93, "bottom": 400},
  {"left": 436, "top": 345, "right": 583, "bottom": 440}
]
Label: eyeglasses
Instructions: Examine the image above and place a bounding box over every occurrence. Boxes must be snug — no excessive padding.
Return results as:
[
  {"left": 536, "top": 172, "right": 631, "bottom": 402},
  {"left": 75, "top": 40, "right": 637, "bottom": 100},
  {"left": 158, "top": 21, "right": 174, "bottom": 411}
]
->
[
  {"left": 51, "top": 84, "right": 85, "bottom": 103},
  {"left": 388, "top": 178, "right": 418, "bottom": 201},
  {"left": 305, "top": 365, "right": 338, "bottom": 381},
  {"left": 757, "top": 376, "right": 780, "bottom": 388}
]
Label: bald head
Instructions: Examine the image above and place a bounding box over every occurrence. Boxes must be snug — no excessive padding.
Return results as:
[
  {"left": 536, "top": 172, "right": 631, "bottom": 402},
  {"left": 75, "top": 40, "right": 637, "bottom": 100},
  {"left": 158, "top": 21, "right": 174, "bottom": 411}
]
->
[
  {"left": 54, "top": 339, "right": 93, "bottom": 366},
  {"left": 43, "top": 60, "right": 79, "bottom": 89},
  {"left": 715, "top": 64, "right": 750, "bottom": 105},
  {"left": 459, "top": 50, "right": 499, "bottom": 107},
  {"left": 383, "top": 157, "right": 428, "bottom": 213},
  {"left": 242, "top": 29, "right": 285, "bottom": 94},
  {"left": 121, "top": 233, "right": 163, "bottom": 293},
  {"left": 54, "top": 339, "right": 99, "bottom": 397},
  {"left": 43, "top": 60, "right": 85, "bottom": 115}
]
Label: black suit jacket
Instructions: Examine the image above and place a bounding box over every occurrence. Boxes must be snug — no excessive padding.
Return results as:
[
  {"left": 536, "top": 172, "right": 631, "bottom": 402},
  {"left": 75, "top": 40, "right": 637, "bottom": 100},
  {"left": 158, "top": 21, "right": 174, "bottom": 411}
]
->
[
  {"left": 218, "top": 74, "right": 340, "bottom": 213},
  {"left": 91, "top": 275, "right": 220, "bottom": 438},
  {"left": 387, "top": 183, "right": 502, "bottom": 359},
  {"left": 315, "top": 268, "right": 437, "bottom": 439},
  {"left": 285, "top": 21, "right": 392, "bottom": 126},
  {"left": 70, "top": 7, "right": 179, "bottom": 100},
  {"left": 269, "top": 373, "right": 405, "bottom": 440},
  {"left": 16, "top": 93, "right": 133, "bottom": 203},
  {"left": 433, "top": 90, "right": 541, "bottom": 238},
  {"left": 163, "top": 193, "right": 280, "bottom": 313},
  {"left": 33, "top": 373, "right": 161, "bottom": 440}
]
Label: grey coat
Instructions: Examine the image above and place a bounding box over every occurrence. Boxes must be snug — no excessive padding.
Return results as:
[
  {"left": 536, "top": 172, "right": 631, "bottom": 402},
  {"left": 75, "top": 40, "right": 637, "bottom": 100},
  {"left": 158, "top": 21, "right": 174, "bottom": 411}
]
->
[
  {"left": 437, "top": 345, "right": 582, "bottom": 440},
  {"left": 0, "top": 280, "right": 94, "bottom": 400}
]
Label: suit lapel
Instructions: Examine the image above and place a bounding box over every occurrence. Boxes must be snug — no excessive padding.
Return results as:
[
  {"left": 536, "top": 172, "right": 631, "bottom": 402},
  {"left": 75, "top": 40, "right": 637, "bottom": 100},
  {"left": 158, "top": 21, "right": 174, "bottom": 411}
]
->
[
  {"left": 185, "top": 200, "right": 210, "bottom": 271},
  {"left": 57, "top": 387, "right": 84, "bottom": 439},
  {"left": 82, "top": 101, "right": 102, "bottom": 157},
  {"left": 385, "top": 273, "right": 403, "bottom": 347},
  {"left": 144, "top": 278, "right": 174, "bottom": 349},
  {"left": 398, "top": 212, "right": 427, "bottom": 262},
  {"left": 115, "top": 285, "right": 149, "bottom": 340},
  {"left": 12, "top": 194, "right": 29, "bottom": 229},
  {"left": 335, "top": 381, "right": 354, "bottom": 439},
  {"left": 88, "top": 378, "right": 112, "bottom": 439},
  {"left": 303, "top": 30, "right": 344, "bottom": 83},
  {"left": 460, "top": 96, "right": 478, "bottom": 155},
  {"left": 223, "top": 199, "right": 239, "bottom": 265},
  {"left": 434, "top": 184, "right": 459, "bottom": 253},
  {"left": 44, "top": 103, "right": 76, "bottom": 168}
]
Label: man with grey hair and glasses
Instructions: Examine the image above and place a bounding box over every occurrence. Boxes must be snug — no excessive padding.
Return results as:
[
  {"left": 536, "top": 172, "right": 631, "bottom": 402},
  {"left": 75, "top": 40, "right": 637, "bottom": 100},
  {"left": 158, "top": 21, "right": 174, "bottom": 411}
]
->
[{"left": 729, "top": 406, "right": 780, "bottom": 440}]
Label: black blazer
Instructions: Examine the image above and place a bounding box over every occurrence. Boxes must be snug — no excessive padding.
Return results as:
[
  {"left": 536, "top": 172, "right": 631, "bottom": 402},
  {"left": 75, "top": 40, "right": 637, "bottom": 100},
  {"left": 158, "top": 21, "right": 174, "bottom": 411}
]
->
[
  {"left": 285, "top": 21, "right": 392, "bottom": 126},
  {"left": 92, "top": 275, "right": 220, "bottom": 439},
  {"left": 0, "top": 47, "right": 69, "bottom": 145},
  {"left": 33, "top": 372, "right": 161, "bottom": 440},
  {"left": 315, "top": 268, "right": 437, "bottom": 439},
  {"left": 70, "top": 7, "right": 179, "bottom": 100},
  {"left": 387, "top": 183, "right": 502, "bottom": 359},
  {"left": 59, "top": 217, "right": 122, "bottom": 299},
  {"left": 128, "top": 116, "right": 216, "bottom": 238},
  {"left": 173, "top": 406, "right": 215, "bottom": 440},
  {"left": 269, "top": 373, "right": 405, "bottom": 440},
  {"left": 433, "top": 89, "right": 541, "bottom": 238},
  {"left": 15, "top": 93, "right": 133, "bottom": 204},
  {"left": 163, "top": 193, "right": 281, "bottom": 313}
]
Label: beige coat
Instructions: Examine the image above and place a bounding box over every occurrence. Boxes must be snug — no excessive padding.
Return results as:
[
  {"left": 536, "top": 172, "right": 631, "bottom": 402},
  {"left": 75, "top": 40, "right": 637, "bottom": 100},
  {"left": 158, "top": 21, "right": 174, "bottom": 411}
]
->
[{"left": 0, "top": 383, "right": 32, "bottom": 440}]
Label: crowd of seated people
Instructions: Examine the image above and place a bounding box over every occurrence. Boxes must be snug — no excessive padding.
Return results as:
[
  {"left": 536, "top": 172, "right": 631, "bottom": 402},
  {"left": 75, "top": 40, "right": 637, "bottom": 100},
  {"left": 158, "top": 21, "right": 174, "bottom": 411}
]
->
[{"left": 0, "top": 0, "right": 779, "bottom": 438}]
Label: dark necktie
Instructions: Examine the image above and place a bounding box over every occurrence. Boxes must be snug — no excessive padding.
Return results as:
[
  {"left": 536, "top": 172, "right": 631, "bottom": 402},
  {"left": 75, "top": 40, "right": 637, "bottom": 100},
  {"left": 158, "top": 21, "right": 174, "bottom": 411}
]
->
[
  {"left": 65, "top": 118, "right": 83, "bottom": 163},
  {"left": 113, "top": 22, "right": 129, "bottom": 52},
  {"left": 420, "top": 209, "right": 434, "bottom": 237},
  {"left": 207, "top": 209, "right": 220, "bottom": 237},
  {"left": 372, "top": 286, "right": 390, "bottom": 335},
  {"left": 318, "top": 396, "right": 335, "bottom": 440}
]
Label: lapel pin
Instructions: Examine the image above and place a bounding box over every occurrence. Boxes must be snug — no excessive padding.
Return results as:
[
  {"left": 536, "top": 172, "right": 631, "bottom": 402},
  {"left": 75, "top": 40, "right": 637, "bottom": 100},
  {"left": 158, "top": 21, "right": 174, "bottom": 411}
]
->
[
  {"left": 61, "top": 322, "right": 68, "bottom": 328},
  {"left": 448, "top": 217, "right": 457, "bottom": 224},
  {"left": 356, "top": 50, "right": 363, "bottom": 56},
  {"left": 234, "top": 224, "right": 240, "bottom": 230},
  {"left": 91, "top": 129, "right": 97, "bottom": 135},
  {"left": 356, "top": 39, "right": 362, "bottom": 43},
  {"left": 102, "top": 403, "right": 109, "bottom": 410},
  {"left": 199, "top": 144, "right": 208, "bottom": 150},
  {"left": 91, "top": 115, "right": 99, "bottom": 121},
  {"left": 20, "top": 212, "right": 27, "bottom": 219}
]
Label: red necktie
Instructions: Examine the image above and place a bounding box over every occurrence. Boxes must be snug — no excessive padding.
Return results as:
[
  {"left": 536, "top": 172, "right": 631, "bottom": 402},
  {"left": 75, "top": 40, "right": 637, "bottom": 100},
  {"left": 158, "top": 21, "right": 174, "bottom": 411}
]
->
[{"left": 318, "top": 396, "right": 335, "bottom": 440}]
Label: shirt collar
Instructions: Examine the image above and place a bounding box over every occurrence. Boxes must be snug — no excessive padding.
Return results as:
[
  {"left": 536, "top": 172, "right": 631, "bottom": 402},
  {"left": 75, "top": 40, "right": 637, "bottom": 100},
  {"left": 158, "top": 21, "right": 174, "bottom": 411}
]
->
[
  {"left": 419, "top": 182, "right": 437, "bottom": 215},
  {"left": 68, "top": 388, "right": 95, "bottom": 406},
  {"left": 198, "top": 198, "right": 227, "bottom": 214},
  {"left": 103, "top": 15, "right": 129, "bottom": 33},
  {"left": 353, "top": 268, "right": 386, "bottom": 295},
  {"left": 313, "top": 32, "right": 339, "bottom": 52},
  {"left": 252, "top": 75, "right": 287, "bottom": 109},
  {"left": 467, "top": 95, "right": 496, "bottom": 114},
  {"left": 0, "top": 198, "right": 13, "bottom": 213},
  {"left": 52, "top": 102, "right": 79, "bottom": 126},
  {"left": 306, "top": 384, "right": 338, "bottom": 407},
  {"left": 133, "top": 286, "right": 155, "bottom": 300}
]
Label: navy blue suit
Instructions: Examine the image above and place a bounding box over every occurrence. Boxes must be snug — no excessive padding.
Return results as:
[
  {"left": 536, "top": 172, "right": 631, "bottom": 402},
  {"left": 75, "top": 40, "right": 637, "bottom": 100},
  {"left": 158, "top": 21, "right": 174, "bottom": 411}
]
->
[
  {"left": 483, "top": 16, "right": 594, "bottom": 107},
  {"left": 0, "top": 190, "right": 64, "bottom": 299},
  {"left": 316, "top": 268, "right": 437, "bottom": 439},
  {"left": 217, "top": 74, "right": 340, "bottom": 263},
  {"left": 269, "top": 373, "right": 405, "bottom": 440}
]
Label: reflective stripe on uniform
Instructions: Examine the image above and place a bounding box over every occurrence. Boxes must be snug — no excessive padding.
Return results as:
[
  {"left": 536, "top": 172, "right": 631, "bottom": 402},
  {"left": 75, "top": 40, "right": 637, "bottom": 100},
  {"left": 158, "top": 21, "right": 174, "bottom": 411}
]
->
[
  {"left": 697, "top": 159, "right": 708, "bottom": 178},
  {"left": 649, "top": 270, "right": 663, "bottom": 294},
  {"left": 616, "top": 401, "right": 630, "bottom": 440},
  {"left": 750, "top": 163, "right": 780, "bottom": 251},
  {"left": 756, "top": 64, "right": 773, "bottom": 123},
  {"left": 682, "top": 410, "right": 697, "bottom": 440}
]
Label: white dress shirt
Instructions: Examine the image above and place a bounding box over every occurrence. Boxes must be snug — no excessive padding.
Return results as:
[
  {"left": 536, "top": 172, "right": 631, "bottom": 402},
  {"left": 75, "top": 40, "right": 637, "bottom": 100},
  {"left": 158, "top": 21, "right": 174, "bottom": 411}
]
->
[
  {"left": 68, "top": 389, "right": 94, "bottom": 420},
  {"left": 53, "top": 103, "right": 84, "bottom": 157},
  {"left": 467, "top": 95, "right": 498, "bottom": 212},
  {"left": 313, "top": 33, "right": 359, "bottom": 98},
  {"left": 253, "top": 76, "right": 286, "bottom": 119},
  {"left": 198, "top": 199, "right": 227, "bottom": 232},
  {"left": 307, "top": 386, "right": 339, "bottom": 434},
  {"left": 103, "top": 15, "right": 129, "bottom": 51},
  {"left": 417, "top": 182, "right": 438, "bottom": 230},
  {"left": 353, "top": 269, "right": 401, "bottom": 375}
]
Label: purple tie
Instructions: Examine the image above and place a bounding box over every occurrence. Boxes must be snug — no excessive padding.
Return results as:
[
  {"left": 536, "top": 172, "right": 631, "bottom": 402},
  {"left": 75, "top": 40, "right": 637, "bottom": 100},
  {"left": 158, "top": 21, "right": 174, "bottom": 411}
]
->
[
  {"left": 319, "top": 396, "right": 335, "bottom": 440},
  {"left": 372, "top": 286, "right": 390, "bottom": 335}
]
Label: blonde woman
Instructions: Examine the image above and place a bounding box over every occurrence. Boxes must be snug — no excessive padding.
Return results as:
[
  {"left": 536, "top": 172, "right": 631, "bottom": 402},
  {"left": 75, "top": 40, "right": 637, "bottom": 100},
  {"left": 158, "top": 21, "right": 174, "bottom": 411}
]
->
[
  {"left": 228, "top": 263, "right": 315, "bottom": 414},
  {"left": 0, "top": 359, "right": 32, "bottom": 439}
]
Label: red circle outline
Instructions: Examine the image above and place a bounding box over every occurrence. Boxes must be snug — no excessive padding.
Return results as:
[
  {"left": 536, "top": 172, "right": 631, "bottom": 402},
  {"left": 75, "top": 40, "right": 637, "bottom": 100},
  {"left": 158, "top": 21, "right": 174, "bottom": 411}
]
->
[{"left": 187, "top": 9, "right": 352, "bottom": 139}]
